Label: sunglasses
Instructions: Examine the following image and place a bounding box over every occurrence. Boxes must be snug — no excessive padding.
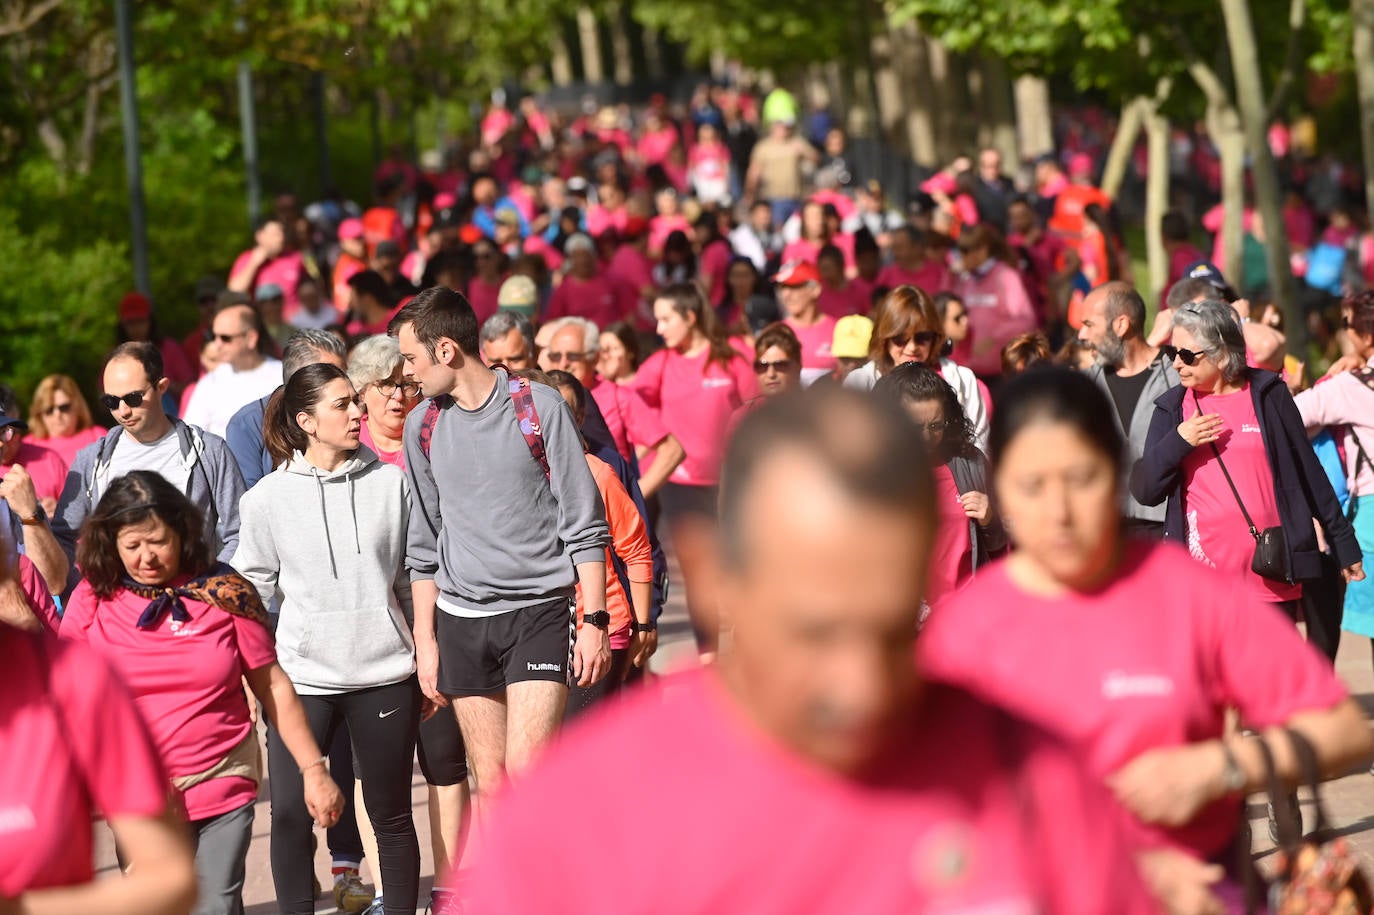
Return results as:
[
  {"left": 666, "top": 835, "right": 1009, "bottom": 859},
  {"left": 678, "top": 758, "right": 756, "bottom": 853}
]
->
[
  {"left": 373, "top": 379, "right": 421, "bottom": 399},
  {"left": 890, "top": 330, "right": 939, "bottom": 349},
  {"left": 44, "top": 403, "right": 73, "bottom": 416},
  {"left": 1160, "top": 345, "right": 1208, "bottom": 366},
  {"left": 754, "top": 358, "right": 794, "bottom": 373},
  {"left": 215, "top": 331, "right": 247, "bottom": 344},
  {"left": 100, "top": 389, "right": 150, "bottom": 411},
  {"left": 546, "top": 351, "right": 588, "bottom": 365}
]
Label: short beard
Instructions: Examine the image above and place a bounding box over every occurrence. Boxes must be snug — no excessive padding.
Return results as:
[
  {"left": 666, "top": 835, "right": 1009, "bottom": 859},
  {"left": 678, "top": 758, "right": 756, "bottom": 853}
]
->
[{"left": 1095, "top": 329, "right": 1126, "bottom": 369}]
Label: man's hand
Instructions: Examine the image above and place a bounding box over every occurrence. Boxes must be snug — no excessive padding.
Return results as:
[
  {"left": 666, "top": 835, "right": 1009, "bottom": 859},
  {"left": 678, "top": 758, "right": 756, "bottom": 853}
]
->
[
  {"left": 1137, "top": 848, "right": 1226, "bottom": 915},
  {"left": 415, "top": 637, "right": 449, "bottom": 708},
  {"left": 1108, "top": 742, "right": 1227, "bottom": 827},
  {"left": 0, "top": 464, "right": 40, "bottom": 520},
  {"left": 573, "top": 623, "right": 611, "bottom": 687},
  {"left": 0, "top": 577, "right": 40, "bottom": 633}
]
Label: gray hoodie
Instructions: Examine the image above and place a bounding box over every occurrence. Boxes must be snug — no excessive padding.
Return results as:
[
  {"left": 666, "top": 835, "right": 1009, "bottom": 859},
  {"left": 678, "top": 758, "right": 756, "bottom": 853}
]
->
[{"left": 232, "top": 447, "right": 416, "bottom": 695}]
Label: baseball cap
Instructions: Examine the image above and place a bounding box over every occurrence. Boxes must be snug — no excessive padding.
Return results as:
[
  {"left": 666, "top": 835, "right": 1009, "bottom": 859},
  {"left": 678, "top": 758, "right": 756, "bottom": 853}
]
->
[
  {"left": 832, "top": 315, "right": 874, "bottom": 360},
  {"left": 338, "top": 218, "right": 365, "bottom": 241},
  {"left": 255, "top": 283, "right": 284, "bottom": 302},
  {"left": 0, "top": 412, "right": 28, "bottom": 434},
  {"left": 118, "top": 291, "right": 152, "bottom": 322},
  {"left": 1183, "top": 260, "right": 1227, "bottom": 288},
  {"left": 497, "top": 275, "right": 539, "bottom": 316},
  {"left": 495, "top": 209, "right": 522, "bottom": 228},
  {"left": 623, "top": 216, "right": 650, "bottom": 241},
  {"left": 772, "top": 260, "right": 820, "bottom": 287}
]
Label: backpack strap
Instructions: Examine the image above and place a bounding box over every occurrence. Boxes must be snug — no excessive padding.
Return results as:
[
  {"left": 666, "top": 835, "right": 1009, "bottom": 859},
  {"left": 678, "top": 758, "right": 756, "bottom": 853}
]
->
[
  {"left": 418, "top": 395, "right": 447, "bottom": 462},
  {"left": 507, "top": 374, "right": 550, "bottom": 479}
]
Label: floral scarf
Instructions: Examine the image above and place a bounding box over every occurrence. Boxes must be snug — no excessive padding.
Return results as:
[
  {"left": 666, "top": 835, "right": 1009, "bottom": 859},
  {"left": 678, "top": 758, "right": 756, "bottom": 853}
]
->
[{"left": 121, "top": 562, "right": 270, "bottom": 630}]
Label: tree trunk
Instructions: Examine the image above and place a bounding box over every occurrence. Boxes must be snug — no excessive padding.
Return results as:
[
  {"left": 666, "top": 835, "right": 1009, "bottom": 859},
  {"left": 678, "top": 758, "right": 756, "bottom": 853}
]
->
[
  {"left": 576, "top": 7, "right": 604, "bottom": 83},
  {"left": 1354, "top": 0, "right": 1374, "bottom": 218},
  {"left": 894, "top": 18, "right": 937, "bottom": 166},
  {"left": 978, "top": 54, "right": 1018, "bottom": 169},
  {"left": 1014, "top": 75, "right": 1053, "bottom": 161},
  {"left": 1220, "top": 0, "right": 1300, "bottom": 337},
  {"left": 608, "top": 1, "right": 634, "bottom": 85},
  {"left": 1214, "top": 115, "right": 1246, "bottom": 287},
  {"left": 1100, "top": 98, "right": 1144, "bottom": 202},
  {"left": 642, "top": 25, "right": 663, "bottom": 79},
  {"left": 549, "top": 27, "right": 574, "bottom": 86},
  {"left": 869, "top": 18, "right": 901, "bottom": 150},
  {"left": 1143, "top": 96, "right": 1172, "bottom": 301}
]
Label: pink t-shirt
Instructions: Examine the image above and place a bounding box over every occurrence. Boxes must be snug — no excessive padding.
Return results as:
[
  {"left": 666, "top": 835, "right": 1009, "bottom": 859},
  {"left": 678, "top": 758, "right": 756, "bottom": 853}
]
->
[
  {"left": 26, "top": 426, "right": 104, "bottom": 471},
  {"left": 61, "top": 578, "right": 278, "bottom": 821},
  {"left": 817, "top": 282, "right": 867, "bottom": 319},
  {"left": 606, "top": 245, "right": 655, "bottom": 303},
  {"left": 633, "top": 347, "right": 759, "bottom": 486},
  {"left": 1182, "top": 385, "right": 1301, "bottom": 603},
  {"left": 0, "top": 634, "right": 167, "bottom": 896},
  {"left": 19, "top": 555, "right": 59, "bottom": 637},
  {"left": 466, "top": 275, "right": 505, "bottom": 325},
  {"left": 230, "top": 249, "right": 304, "bottom": 318},
  {"left": 591, "top": 378, "right": 670, "bottom": 464},
  {"left": 876, "top": 261, "right": 952, "bottom": 296},
  {"left": 784, "top": 314, "right": 839, "bottom": 376},
  {"left": 920, "top": 540, "right": 1347, "bottom": 859},
  {"left": 359, "top": 420, "right": 406, "bottom": 470},
  {"left": 926, "top": 465, "right": 973, "bottom": 609},
  {"left": 464, "top": 669, "right": 1155, "bottom": 914},
  {"left": 1, "top": 442, "right": 68, "bottom": 506},
  {"left": 649, "top": 215, "right": 691, "bottom": 256},
  {"left": 545, "top": 273, "right": 634, "bottom": 330},
  {"left": 699, "top": 239, "right": 732, "bottom": 305}
]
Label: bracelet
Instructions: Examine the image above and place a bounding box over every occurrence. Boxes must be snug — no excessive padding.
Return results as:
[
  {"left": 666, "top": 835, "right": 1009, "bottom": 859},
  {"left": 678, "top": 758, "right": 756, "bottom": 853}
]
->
[{"left": 299, "top": 756, "right": 328, "bottom": 775}]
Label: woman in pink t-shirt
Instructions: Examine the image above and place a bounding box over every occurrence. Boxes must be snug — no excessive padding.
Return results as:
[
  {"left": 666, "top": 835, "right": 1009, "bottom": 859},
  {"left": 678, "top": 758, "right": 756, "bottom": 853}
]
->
[
  {"left": 349, "top": 334, "right": 423, "bottom": 468},
  {"left": 61, "top": 471, "right": 343, "bottom": 915},
  {"left": 636, "top": 284, "right": 759, "bottom": 654},
  {"left": 921, "top": 368, "right": 1371, "bottom": 910},
  {"left": 1135, "top": 299, "right": 1364, "bottom": 661},
  {"left": 25, "top": 374, "right": 106, "bottom": 469}
]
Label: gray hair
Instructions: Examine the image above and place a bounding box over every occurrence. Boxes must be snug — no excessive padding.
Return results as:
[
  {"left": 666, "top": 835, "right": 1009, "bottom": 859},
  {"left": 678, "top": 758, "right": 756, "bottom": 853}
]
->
[
  {"left": 544, "top": 316, "right": 600, "bottom": 353},
  {"left": 1171, "top": 299, "right": 1248, "bottom": 382},
  {"left": 347, "top": 334, "right": 404, "bottom": 389},
  {"left": 480, "top": 311, "right": 535, "bottom": 350},
  {"left": 281, "top": 329, "right": 348, "bottom": 382},
  {"left": 1099, "top": 281, "right": 1146, "bottom": 337}
]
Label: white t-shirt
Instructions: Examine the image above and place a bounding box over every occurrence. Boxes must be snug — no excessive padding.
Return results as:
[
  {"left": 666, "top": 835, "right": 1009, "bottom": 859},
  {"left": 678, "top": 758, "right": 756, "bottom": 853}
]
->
[
  {"left": 182, "top": 359, "right": 282, "bottom": 438},
  {"left": 100, "top": 428, "right": 189, "bottom": 504},
  {"left": 289, "top": 306, "right": 340, "bottom": 331}
]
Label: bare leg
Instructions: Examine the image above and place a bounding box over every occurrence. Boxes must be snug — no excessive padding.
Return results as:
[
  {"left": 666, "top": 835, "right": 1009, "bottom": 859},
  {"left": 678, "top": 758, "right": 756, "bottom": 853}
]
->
[
  {"left": 354, "top": 782, "right": 379, "bottom": 889},
  {"left": 452, "top": 692, "right": 507, "bottom": 860},
  {"left": 427, "top": 782, "right": 470, "bottom": 884},
  {"left": 503, "top": 681, "right": 568, "bottom": 776}
]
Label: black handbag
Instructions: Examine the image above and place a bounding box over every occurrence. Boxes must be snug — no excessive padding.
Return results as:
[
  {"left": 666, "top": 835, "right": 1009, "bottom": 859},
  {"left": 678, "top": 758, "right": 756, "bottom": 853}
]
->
[{"left": 1192, "top": 393, "right": 1293, "bottom": 583}]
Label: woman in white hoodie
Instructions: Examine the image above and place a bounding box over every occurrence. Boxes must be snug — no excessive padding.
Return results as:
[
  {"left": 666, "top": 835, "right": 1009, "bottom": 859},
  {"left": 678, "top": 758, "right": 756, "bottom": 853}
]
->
[{"left": 232, "top": 362, "right": 421, "bottom": 915}]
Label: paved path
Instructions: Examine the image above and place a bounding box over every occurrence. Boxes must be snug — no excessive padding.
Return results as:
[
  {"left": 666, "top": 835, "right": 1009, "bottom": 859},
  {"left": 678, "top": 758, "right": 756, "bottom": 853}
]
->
[{"left": 94, "top": 583, "right": 1374, "bottom": 911}]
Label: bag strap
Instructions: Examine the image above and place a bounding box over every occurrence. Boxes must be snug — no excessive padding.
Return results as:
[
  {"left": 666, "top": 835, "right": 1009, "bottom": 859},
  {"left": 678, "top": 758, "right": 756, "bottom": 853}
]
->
[
  {"left": 418, "top": 396, "right": 445, "bottom": 462},
  {"left": 1193, "top": 390, "right": 1261, "bottom": 541},
  {"left": 1282, "top": 727, "right": 1330, "bottom": 835},
  {"left": 1254, "top": 735, "right": 1302, "bottom": 852},
  {"left": 418, "top": 373, "right": 550, "bottom": 479}
]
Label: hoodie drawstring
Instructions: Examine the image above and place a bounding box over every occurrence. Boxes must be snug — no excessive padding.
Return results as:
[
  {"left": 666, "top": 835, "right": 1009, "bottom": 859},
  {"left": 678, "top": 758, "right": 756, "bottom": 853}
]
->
[
  {"left": 314, "top": 469, "right": 339, "bottom": 578},
  {"left": 348, "top": 472, "right": 360, "bottom": 556}
]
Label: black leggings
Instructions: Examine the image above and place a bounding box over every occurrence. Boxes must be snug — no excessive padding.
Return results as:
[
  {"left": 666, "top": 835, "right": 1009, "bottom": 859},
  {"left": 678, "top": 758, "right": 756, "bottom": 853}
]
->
[{"left": 268, "top": 678, "right": 421, "bottom": 915}]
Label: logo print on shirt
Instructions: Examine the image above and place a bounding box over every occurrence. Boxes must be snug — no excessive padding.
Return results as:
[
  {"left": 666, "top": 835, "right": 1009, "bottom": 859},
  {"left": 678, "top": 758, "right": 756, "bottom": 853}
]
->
[
  {"left": 1242, "top": 423, "right": 1262, "bottom": 434},
  {"left": 1102, "top": 670, "right": 1176, "bottom": 699},
  {"left": 527, "top": 662, "right": 561, "bottom": 672},
  {"left": 378, "top": 708, "right": 400, "bottom": 719},
  {"left": 0, "top": 805, "right": 36, "bottom": 835},
  {"left": 702, "top": 378, "right": 732, "bottom": 389}
]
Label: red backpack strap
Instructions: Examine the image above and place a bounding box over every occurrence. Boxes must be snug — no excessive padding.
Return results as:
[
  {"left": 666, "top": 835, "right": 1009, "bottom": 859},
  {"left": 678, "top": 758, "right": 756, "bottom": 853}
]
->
[
  {"left": 507, "top": 374, "right": 551, "bottom": 479},
  {"left": 1354, "top": 366, "right": 1374, "bottom": 392},
  {"left": 418, "top": 396, "right": 447, "bottom": 462}
]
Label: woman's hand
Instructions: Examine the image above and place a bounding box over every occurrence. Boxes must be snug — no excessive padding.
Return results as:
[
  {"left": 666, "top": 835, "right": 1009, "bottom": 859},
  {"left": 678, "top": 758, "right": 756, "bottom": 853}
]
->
[
  {"left": 629, "top": 628, "right": 658, "bottom": 674},
  {"left": 959, "top": 491, "right": 991, "bottom": 526},
  {"left": 1343, "top": 561, "right": 1366, "bottom": 584},
  {"left": 1137, "top": 848, "right": 1226, "bottom": 915},
  {"left": 303, "top": 769, "right": 345, "bottom": 829},
  {"left": 1177, "top": 413, "right": 1223, "bottom": 448},
  {"left": 1107, "top": 742, "right": 1226, "bottom": 827}
]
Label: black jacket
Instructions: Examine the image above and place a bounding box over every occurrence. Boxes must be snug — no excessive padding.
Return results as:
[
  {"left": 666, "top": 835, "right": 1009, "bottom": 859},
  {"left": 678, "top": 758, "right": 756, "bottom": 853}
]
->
[
  {"left": 948, "top": 452, "right": 1008, "bottom": 572},
  {"left": 1131, "top": 369, "right": 1361, "bottom": 581}
]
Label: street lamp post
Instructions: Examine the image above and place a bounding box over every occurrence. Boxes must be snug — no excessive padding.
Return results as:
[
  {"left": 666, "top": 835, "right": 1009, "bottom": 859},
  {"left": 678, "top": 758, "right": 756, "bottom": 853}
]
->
[{"left": 114, "top": 0, "right": 150, "bottom": 295}]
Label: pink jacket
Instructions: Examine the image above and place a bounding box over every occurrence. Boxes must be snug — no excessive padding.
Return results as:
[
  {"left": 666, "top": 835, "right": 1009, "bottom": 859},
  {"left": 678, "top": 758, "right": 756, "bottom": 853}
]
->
[
  {"left": 1295, "top": 358, "right": 1374, "bottom": 498},
  {"left": 952, "top": 262, "right": 1037, "bottom": 377}
]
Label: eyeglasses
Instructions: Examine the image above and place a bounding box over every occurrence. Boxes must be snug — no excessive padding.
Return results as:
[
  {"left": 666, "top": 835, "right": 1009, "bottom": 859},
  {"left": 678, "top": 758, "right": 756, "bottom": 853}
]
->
[
  {"left": 215, "top": 331, "right": 248, "bottom": 344},
  {"left": 44, "top": 403, "right": 73, "bottom": 416},
  {"left": 373, "top": 379, "right": 421, "bottom": 399},
  {"left": 890, "top": 331, "right": 939, "bottom": 349},
  {"left": 754, "top": 358, "right": 795, "bottom": 374},
  {"left": 1160, "top": 345, "right": 1209, "bottom": 366},
  {"left": 99, "top": 388, "right": 151, "bottom": 411},
  {"left": 546, "top": 351, "right": 588, "bottom": 365}
]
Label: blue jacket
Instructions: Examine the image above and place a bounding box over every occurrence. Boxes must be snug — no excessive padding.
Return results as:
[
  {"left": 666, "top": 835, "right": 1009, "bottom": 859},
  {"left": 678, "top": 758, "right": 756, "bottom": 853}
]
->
[
  {"left": 1131, "top": 369, "right": 1361, "bottom": 581},
  {"left": 226, "top": 393, "right": 276, "bottom": 489}
]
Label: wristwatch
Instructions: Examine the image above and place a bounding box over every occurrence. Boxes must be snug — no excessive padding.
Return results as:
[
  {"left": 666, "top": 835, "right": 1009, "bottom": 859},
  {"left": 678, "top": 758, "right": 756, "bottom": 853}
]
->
[
  {"left": 582, "top": 610, "right": 611, "bottom": 629},
  {"left": 1219, "top": 742, "right": 1247, "bottom": 794},
  {"left": 632, "top": 619, "right": 657, "bottom": 634},
  {"left": 19, "top": 505, "right": 47, "bottom": 526}
]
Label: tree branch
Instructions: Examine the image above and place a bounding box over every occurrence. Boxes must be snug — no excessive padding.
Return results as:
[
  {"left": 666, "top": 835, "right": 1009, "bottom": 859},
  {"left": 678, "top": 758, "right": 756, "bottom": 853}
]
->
[
  {"left": 1265, "top": 0, "right": 1307, "bottom": 122},
  {"left": 0, "top": 0, "right": 63, "bottom": 39},
  {"left": 1169, "top": 22, "right": 1232, "bottom": 107}
]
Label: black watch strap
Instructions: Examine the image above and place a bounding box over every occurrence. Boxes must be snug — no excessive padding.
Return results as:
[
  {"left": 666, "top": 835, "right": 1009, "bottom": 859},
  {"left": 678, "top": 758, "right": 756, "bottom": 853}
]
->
[
  {"left": 582, "top": 610, "right": 611, "bottom": 629},
  {"left": 633, "top": 619, "right": 657, "bottom": 633}
]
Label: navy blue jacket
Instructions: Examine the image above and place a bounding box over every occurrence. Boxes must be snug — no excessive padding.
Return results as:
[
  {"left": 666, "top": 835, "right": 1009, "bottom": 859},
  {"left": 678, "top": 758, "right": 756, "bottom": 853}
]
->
[{"left": 1131, "top": 369, "right": 1361, "bottom": 581}]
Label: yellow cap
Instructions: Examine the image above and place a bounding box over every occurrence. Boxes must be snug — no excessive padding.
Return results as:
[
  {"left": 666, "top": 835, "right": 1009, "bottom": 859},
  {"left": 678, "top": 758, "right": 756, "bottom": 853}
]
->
[{"left": 832, "top": 314, "right": 874, "bottom": 360}]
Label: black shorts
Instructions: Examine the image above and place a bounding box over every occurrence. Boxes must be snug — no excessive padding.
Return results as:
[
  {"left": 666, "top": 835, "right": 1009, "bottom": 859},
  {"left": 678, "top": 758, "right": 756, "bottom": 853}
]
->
[{"left": 435, "top": 597, "right": 575, "bottom": 696}]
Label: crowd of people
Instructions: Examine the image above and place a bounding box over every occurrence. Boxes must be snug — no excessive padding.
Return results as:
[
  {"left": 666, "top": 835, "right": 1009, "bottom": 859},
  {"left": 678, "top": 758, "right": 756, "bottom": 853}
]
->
[{"left": 4, "top": 84, "right": 1374, "bottom": 915}]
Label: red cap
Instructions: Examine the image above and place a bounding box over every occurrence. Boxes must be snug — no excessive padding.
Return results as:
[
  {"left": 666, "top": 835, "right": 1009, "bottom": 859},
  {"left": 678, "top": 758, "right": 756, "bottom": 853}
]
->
[
  {"left": 623, "top": 216, "right": 649, "bottom": 240},
  {"left": 772, "top": 260, "right": 820, "bottom": 286},
  {"left": 459, "top": 225, "right": 485, "bottom": 245},
  {"left": 338, "top": 218, "right": 365, "bottom": 240},
  {"left": 118, "top": 292, "right": 152, "bottom": 321}
]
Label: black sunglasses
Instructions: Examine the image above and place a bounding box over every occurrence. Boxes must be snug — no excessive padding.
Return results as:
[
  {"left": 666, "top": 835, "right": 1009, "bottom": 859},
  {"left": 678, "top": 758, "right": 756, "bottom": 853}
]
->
[
  {"left": 754, "top": 358, "right": 795, "bottom": 373},
  {"left": 100, "top": 389, "right": 150, "bottom": 410},
  {"left": 1160, "top": 345, "right": 1208, "bottom": 366},
  {"left": 891, "top": 330, "right": 939, "bottom": 349}
]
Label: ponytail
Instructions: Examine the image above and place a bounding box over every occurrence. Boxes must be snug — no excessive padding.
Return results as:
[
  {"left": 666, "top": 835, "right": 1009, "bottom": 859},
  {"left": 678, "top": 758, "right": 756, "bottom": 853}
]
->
[{"left": 262, "top": 362, "right": 351, "bottom": 468}]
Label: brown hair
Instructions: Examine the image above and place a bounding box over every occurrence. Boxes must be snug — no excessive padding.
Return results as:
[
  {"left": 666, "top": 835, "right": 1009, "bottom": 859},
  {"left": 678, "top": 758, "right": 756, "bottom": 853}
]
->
[
  {"left": 28, "top": 374, "right": 96, "bottom": 439},
  {"left": 387, "top": 285, "right": 480, "bottom": 358},
  {"left": 753, "top": 322, "right": 802, "bottom": 365},
  {"left": 77, "top": 470, "right": 212, "bottom": 598},
  {"left": 262, "top": 362, "right": 353, "bottom": 467},
  {"left": 657, "top": 283, "right": 738, "bottom": 371},
  {"left": 957, "top": 223, "right": 1015, "bottom": 265},
  {"left": 1001, "top": 332, "right": 1052, "bottom": 375},
  {"left": 871, "top": 285, "right": 941, "bottom": 371},
  {"left": 1346, "top": 289, "right": 1374, "bottom": 339}
]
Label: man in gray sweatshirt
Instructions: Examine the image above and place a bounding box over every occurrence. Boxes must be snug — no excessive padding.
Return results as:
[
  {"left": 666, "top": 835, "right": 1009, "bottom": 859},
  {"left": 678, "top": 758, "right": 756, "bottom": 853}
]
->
[{"left": 392, "top": 286, "right": 611, "bottom": 803}]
